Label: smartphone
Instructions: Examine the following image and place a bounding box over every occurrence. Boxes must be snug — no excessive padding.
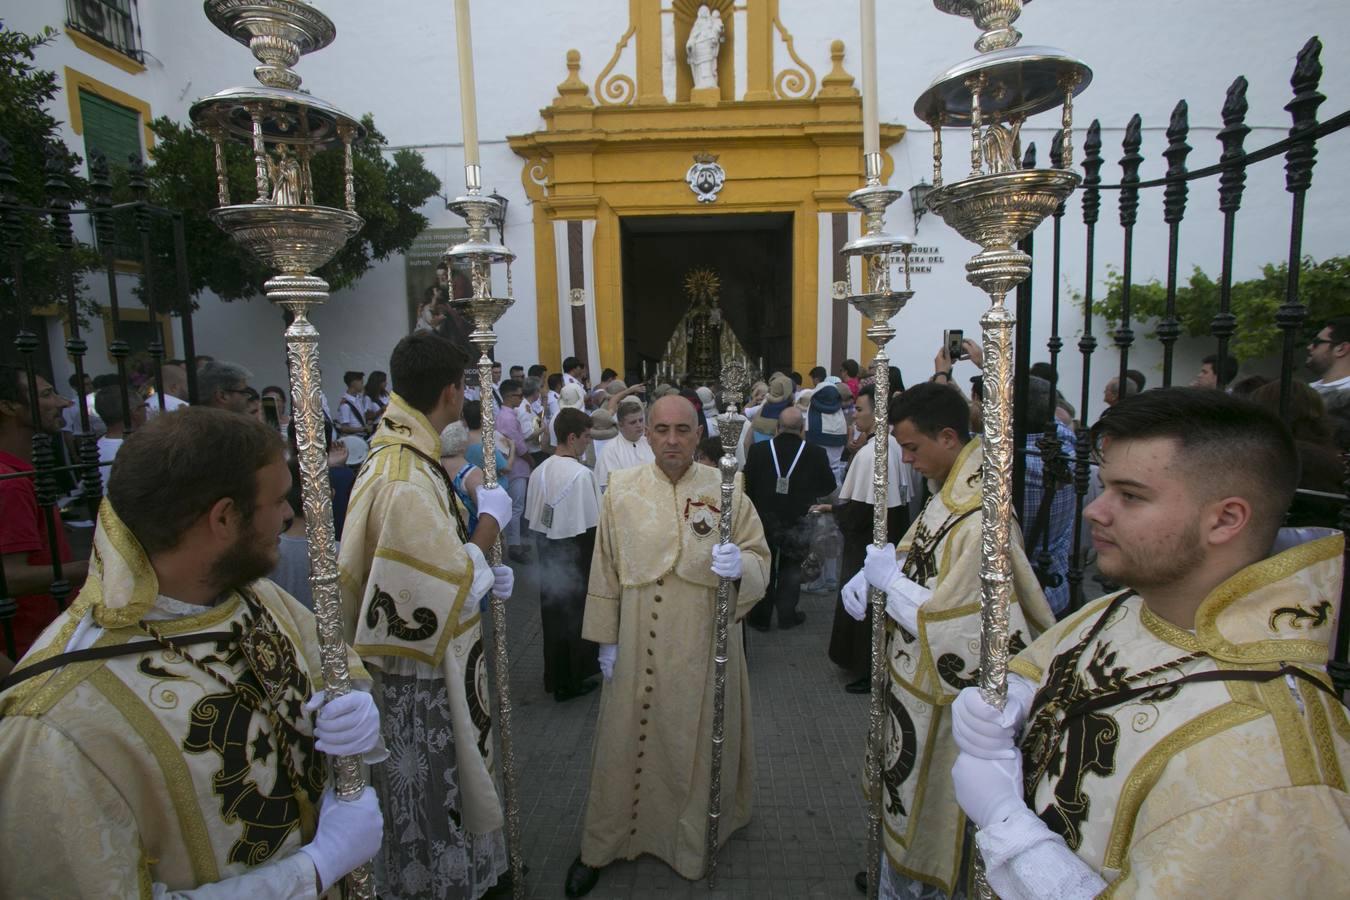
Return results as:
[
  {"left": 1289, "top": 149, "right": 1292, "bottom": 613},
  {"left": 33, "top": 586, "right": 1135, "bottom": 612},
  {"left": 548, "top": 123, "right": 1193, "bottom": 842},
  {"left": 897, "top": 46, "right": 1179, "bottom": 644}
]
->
[
  {"left": 261, "top": 395, "right": 280, "bottom": 430},
  {"left": 944, "top": 329, "right": 966, "bottom": 361}
]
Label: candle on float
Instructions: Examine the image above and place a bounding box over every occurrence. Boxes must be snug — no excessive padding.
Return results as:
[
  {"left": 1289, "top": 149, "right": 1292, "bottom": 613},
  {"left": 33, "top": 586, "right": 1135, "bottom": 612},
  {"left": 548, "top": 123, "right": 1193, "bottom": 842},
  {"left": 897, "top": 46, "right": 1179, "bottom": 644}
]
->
[
  {"left": 453, "top": 0, "right": 480, "bottom": 173},
  {"left": 861, "top": 0, "right": 879, "bottom": 158}
]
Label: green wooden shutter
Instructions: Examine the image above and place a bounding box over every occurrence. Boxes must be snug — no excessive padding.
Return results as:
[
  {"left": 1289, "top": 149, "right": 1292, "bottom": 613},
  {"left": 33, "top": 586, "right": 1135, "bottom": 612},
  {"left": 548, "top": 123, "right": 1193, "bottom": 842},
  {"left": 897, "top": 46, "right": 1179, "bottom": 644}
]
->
[
  {"left": 79, "top": 89, "right": 141, "bottom": 170},
  {"left": 79, "top": 90, "right": 142, "bottom": 259}
]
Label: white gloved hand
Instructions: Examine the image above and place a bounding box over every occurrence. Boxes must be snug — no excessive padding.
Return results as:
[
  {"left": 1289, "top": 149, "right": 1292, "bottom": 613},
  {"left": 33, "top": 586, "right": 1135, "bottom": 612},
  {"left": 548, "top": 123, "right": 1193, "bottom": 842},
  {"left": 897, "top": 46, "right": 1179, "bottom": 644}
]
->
[
  {"left": 952, "top": 677, "right": 1036, "bottom": 760},
  {"left": 300, "top": 787, "right": 384, "bottom": 892},
  {"left": 952, "top": 752, "right": 1026, "bottom": 831},
  {"left": 841, "top": 569, "right": 868, "bottom": 621},
  {"left": 882, "top": 573, "right": 931, "bottom": 634},
  {"left": 474, "top": 483, "right": 513, "bottom": 529},
  {"left": 862, "top": 543, "right": 901, "bottom": 591},
  {"left": 598, "top": 643, "right": 617, "bottom": 681},
  {"left": 304, "top": 690, "right": 382, "bottom": 758},
  {"left": 490, "top": 563, "right": 514, "bottom": 599},
  {"left": 710, "top": 542, "right": 742, "bottom": 580}
]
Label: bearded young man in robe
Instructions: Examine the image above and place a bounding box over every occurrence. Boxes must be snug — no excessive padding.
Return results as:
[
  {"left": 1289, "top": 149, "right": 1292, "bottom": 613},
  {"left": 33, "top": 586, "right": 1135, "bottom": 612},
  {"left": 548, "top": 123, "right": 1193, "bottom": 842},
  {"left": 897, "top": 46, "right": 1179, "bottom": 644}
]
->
[
  {"left": 338, "top": 331, "right": 517, "bottom": 900},
  {"left": 564, "top": 395, "right": 771, "bottom": 897},
  {"left": 951, "top": 388, "right": 1350, "bottom": 899},
  {"left": 0, "top": 407, "right": 384, "bottom": 898},
  {"left": 842, "top": 382, "right": 1054, "bottom": 898}
]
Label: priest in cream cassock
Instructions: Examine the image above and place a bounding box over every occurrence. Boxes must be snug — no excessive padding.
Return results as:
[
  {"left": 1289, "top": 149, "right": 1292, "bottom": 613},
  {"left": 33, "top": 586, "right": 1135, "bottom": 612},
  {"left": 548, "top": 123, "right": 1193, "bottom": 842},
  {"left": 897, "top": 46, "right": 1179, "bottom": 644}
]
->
[
  {"left": 0, "top": 407, "right": 384, "bottom": 898},
  {"left": 843, "top": 383, "right": 1054, "bottom": 898},
  {"left": 951, "top": 389, "right": 1350, "bottom": 899},
  {"left": 564, "top": 394, "right": 770, "bottom": 897},
  {"left": 526, "top": 407, "right": 602, "bottom": 701},
  {"left": 339, "top": 332, "right": 518, "bottom": 900}
]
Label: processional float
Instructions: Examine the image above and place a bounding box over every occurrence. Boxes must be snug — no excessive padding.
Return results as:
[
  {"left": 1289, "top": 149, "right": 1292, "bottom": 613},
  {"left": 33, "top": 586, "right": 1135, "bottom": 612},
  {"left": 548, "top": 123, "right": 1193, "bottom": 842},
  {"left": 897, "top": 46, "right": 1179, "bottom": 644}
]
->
[
  {"left": 911, "top": 1, "right": 1090, "bottom": 897},
  {"left": 189, "top": 0, "right": 374, "bottom": 894}
]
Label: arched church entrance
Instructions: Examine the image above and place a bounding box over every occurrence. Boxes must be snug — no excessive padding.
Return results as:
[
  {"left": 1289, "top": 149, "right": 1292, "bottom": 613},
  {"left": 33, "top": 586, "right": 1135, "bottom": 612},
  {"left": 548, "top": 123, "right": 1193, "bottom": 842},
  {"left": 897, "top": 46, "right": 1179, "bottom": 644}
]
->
[{"left": 620, "top": 213, "right": 792, "bottom": 385}]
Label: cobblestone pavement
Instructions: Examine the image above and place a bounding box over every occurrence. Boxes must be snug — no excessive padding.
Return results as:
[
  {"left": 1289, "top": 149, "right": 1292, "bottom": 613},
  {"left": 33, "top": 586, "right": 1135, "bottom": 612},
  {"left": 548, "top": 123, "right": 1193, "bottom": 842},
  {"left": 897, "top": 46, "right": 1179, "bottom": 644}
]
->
[{"left": 494, "top": 557, "right": 871, "bottom": 899}]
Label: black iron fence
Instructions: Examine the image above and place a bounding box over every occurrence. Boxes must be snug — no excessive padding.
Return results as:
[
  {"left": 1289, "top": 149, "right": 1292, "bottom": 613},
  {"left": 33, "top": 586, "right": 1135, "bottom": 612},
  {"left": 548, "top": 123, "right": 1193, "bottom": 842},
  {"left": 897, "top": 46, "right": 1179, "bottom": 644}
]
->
[
  {"left": 66, "top": 0, "right": 143, "bottom": 63},
  {"left": 0, "top": 139, "right": 197, "bottom": 660},
  {"left": 1011, "top": 36, "right": 1350, "bottom": 693}
]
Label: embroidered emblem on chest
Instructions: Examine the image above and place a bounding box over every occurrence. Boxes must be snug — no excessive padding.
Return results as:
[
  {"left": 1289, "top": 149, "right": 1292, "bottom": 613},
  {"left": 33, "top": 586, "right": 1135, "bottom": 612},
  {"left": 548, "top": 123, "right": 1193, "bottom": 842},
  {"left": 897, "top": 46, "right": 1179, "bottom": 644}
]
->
[{"left": 684, "top": 496, "right": 721, "bottom": 539}]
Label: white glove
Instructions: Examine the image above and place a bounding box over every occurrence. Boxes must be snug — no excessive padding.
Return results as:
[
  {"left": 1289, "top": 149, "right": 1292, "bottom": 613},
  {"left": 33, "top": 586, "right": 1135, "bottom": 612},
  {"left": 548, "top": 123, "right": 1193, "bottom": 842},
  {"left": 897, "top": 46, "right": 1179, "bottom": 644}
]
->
[
  {"left": 598, "top": 643, "right": 617, "bottom": 681},
  {"left": 952, "top": 677, "right": 1036, "bottom": 760},
  {"left": 304, "top": 690, "right": 382, "bottom": 758},
  {"left": 475, "top": 483, "right": 513, "bottom": 529},
  {"left": 952, "top": 752, "right": 1026, "bottom": 831},
  {"left": 490, "top": 563, "right": 514, "bottom": 599},
  {"left": 299, "top": 787, "right": 384, "bottom": 892},
  {"left": 710, "top": 542, "right": 742, "bottom": 580},
  {"left": 841, "top": 569, "right": 868, "bottom": 621},
  {"left": 862, "top": 543, "right": 901, "bottom": 591},
  {"left": 882, "top": 573, "right": 931, "bottom": 634}
]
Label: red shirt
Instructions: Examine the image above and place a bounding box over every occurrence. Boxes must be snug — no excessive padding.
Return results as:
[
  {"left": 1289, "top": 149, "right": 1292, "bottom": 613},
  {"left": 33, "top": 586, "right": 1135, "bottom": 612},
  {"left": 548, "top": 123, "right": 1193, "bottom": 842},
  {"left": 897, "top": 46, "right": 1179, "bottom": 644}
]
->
[{"left": 0, "top": 451, "right": 73, "bottom": 658}]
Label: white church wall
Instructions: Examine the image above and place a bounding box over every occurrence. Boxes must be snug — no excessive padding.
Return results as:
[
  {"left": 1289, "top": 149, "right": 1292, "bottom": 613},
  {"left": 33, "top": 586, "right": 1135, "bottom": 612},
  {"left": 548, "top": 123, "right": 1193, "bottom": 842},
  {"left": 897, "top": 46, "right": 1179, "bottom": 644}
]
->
[{"left": 17, "top": 0, "right": 1350, "bottom": 413}]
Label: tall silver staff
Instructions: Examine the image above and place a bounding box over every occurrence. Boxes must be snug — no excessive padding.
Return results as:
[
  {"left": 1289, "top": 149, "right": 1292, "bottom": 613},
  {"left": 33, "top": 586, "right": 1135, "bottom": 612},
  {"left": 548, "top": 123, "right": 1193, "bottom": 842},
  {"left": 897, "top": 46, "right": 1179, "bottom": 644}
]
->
[
  {"left": 191, "top": 1, "right": 374, "bottom": 896},
  {"left": 916, "top": 1, "right": 1090, "bottom": 895},
  {"left": 447, "top": 1, "right": 524, "bottom": 894},
  {"left": 841, "top": 4, "right": 916, "bottom": 896},
  {"left": 706, "top": 362, "right": 747, "bottom": 888}
]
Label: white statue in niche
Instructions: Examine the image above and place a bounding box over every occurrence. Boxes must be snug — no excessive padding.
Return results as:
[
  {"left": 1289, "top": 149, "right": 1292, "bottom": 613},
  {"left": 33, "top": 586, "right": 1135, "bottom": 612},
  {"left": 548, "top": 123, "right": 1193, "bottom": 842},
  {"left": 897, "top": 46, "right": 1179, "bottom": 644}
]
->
[{"left": 686, "top": 5, "right": 725, "bottom": 90}]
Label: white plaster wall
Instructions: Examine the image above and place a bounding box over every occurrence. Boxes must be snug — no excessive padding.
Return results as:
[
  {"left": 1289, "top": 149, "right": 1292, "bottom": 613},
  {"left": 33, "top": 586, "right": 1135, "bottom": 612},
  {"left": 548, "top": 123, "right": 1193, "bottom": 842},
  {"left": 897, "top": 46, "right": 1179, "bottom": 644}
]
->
[{"left": 15, "top": 0, "right": 1350, "bottom": 411}]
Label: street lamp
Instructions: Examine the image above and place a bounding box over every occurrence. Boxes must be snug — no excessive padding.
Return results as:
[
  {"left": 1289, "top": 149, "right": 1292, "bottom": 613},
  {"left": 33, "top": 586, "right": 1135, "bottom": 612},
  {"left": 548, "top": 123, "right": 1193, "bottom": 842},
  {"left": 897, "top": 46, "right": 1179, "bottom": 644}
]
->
[
  {"left": 909, "top": 178, "right": 933, "bottom": 232},
  {"left": 488, "top": 188, "right": 508, "bottom": 243}
]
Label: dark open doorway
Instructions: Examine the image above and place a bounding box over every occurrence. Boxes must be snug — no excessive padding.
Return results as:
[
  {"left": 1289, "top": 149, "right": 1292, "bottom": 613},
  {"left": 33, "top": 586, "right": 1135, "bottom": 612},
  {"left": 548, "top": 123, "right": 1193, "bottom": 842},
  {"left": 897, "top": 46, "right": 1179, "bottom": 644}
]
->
[{"left": 620, "top": 213, "right": 792, "bottom": 383}]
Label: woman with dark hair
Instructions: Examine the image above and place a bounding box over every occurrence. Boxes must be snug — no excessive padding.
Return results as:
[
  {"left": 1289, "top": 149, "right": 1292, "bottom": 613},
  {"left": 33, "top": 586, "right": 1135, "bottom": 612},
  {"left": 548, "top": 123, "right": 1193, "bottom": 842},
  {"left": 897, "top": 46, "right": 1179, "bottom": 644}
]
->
[{"left": 364, "top": 370, "right": 390, "bottom": 423}]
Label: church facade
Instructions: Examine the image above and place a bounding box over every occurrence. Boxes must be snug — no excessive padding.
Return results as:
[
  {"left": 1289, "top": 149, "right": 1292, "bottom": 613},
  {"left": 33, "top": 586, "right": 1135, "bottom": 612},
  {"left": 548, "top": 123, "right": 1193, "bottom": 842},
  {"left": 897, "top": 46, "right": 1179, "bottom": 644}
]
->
[{"left": 12, "top": 0, "right": 1350, "bottom": 402}]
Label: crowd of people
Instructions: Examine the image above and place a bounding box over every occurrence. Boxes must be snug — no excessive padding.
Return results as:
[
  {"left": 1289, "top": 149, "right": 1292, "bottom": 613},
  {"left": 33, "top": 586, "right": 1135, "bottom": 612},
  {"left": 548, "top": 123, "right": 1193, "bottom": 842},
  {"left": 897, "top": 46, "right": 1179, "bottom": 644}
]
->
[{"left": 0, "top": 315, "right": 1347, "bottom": 898}]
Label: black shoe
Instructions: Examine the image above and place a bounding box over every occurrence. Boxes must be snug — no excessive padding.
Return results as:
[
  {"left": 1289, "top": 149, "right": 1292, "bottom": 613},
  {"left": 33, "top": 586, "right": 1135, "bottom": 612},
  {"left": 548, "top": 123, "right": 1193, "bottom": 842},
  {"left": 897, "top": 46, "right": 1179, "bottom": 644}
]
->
[
  {"left": 845, "top": 676, "right": 870, "bottom": 694},
  {"left": 565, "top": 856, "right": 601, "bottom": 898},
  {"left": 483, "top": 864, "right": 530, "bottom": 898},
  {"left": 778, "top": 611, "right": 807, "bottom": 629},
  {"left": 854, "top": 870, "right": 867, "bottom": 894},
  {"left": 746, "top": 620, "right": 770, "bottom": 633},
  {"left": 554, "top": 680, "right": 599, "bottom": 703},
  {"left": 508, "top": 546, "right": 530, "bottom": 565}
]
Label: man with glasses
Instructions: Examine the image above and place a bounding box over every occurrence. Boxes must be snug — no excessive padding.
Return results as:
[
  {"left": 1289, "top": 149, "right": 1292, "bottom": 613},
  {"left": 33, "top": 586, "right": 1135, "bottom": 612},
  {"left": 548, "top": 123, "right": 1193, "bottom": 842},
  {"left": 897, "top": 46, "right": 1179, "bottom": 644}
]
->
[
  {"left": 1306, "top": 316, "right": 1350, "bottom": 394},
  {"left": 198, "top": 360, "right": 258, "bottom": 417}
]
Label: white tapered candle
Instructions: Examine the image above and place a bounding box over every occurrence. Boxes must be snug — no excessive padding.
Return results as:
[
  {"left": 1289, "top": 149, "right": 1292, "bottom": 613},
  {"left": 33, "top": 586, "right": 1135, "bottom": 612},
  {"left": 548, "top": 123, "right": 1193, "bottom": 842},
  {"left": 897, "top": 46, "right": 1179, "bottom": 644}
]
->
[{"left": 454, "top": 0, "right": 480, "bottom": 172}]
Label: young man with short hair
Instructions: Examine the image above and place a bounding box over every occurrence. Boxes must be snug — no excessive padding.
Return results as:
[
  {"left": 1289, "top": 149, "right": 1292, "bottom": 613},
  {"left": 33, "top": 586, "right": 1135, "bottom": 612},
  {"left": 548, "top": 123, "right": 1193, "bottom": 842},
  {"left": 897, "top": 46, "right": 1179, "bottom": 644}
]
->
[
  {"left": 526, "top": 407, "right": 602, "bottom": 702},
  {"left": 0, "top": 407, "right": 384, "bottom": 896},
  {"left": 593, "top": 398, "right": 653, "bottom": 492},
  {"left": 335, "top": 370, "right": 371, "bottom": 436},
  {"left": 496, "top": 378, "right": 533, "bottom": 563},
  {"left": 562, "top": 355, "right": 587, "bottom": 391},
  {"left": 93, "top": 383, "right": 148, "bottom": 464},
  {"left": 339, "top": 331, "right": 517, "bottom": 898},
  {"left": 951, "top": 387, "right": 1350, "bottom": 898},
  {"left": 1191, "top": 353, "right": 1239, "bottom": 390},
  {"left": 843, "top": 382, "right": 1053, "bottom": 897}
]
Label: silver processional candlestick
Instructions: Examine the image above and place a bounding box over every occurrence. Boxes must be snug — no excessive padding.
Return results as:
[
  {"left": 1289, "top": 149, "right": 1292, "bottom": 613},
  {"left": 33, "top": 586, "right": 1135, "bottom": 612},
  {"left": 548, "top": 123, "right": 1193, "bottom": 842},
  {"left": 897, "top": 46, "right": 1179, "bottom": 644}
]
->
[
  {"left": 448, "top": 1, "right": 525, "bottom": 895},
  {"left": 705, "top": 361, "right": 747, "bottom": 888},
  {"left": 191, "top": 0, "right": 373, "bottom": 896},
  {"left": 916, "top": 1, "right": 1090, "bottom": 896}
]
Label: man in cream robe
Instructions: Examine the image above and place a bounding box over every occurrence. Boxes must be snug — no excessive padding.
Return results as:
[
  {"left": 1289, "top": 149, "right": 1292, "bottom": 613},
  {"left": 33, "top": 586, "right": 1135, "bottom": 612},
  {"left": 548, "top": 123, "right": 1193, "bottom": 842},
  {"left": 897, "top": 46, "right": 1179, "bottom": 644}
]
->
[
  {"left": 594, "top": 399, "right": 654, "bottom": 491},
  {"left": 951, "top": 388, "right": 1350, "bottom": 899},
  {"left": 565, "top": 395, "right": 770, "bottom": 896},
  {"left": 339, "top": 332, "right": 516, "bottom": 900},
  {"left": 526, "top": 408, "right": 602, "bottom": 700},
  {"left": 844, "top": 384, "right": 1053, "bottom": 897},
  {"left": 0, "top": 407, "right": 384, "bottom": 898}
]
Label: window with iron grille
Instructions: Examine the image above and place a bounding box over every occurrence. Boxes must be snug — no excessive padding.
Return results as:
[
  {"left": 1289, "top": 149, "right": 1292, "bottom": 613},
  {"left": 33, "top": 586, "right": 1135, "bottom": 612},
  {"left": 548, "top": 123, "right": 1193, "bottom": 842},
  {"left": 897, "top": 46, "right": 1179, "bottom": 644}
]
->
[{"left": 66, "top": 0, "right": 142, "bottom": 62}]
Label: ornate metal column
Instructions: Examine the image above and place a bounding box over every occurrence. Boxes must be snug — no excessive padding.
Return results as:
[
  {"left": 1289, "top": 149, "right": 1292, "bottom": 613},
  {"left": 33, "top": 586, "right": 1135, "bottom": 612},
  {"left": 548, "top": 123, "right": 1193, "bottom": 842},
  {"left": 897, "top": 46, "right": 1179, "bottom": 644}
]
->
[
  {"left": 190, "top": 2, "right": 372, "bottom": 896},
  {"left": 706, "top": 362, "right": 747, "bottom": 888},
  {"left": 914, "top": 2, "right": 1091, "bottom": 894}
]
